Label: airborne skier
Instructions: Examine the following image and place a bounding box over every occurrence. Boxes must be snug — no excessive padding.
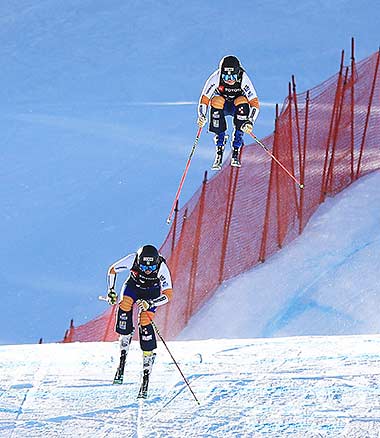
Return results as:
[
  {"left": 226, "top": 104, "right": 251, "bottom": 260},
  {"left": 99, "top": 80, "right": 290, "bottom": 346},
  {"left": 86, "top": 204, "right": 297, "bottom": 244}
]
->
[
  {"left": 106, "top": 244, "right": 173, "bottom": 397},
  {"left": 197, "top": 55, "right": 260, "bottom": 169}
]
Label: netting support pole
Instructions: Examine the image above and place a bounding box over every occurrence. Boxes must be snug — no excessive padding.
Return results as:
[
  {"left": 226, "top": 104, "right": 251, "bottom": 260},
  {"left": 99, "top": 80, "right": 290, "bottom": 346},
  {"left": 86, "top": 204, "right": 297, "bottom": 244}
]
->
[
  {"left": 274, "top": 105, "right": 283, "bottom": 248},
  {"left": 218, "top": 159, "right": 241, "bottom": 282},
  {"left": 164, "top": 207, "right": 188, "bottom": 336},
  {"left": 320, "top": 50, "right": 345, "bottom": 202},
  {"left": 292, "top": 75, "right": 303, "bottom": 182},
  {"left": 350, "top": 37, "right": 356, "bottom": 181},
  {"left": 170, "top": 200, "right": 179, "bottom": 254},
  {"left": 186, "top": 171, "right": 208, "bottom": 321},
  {"left": 62, "top": 319, "right": 74, "bottom": 343},
  {"left": 299, "top": 90, "right": 310, "bottom": 234},
  {"left": 326, "top": 66, "right": 349, "bottom": 193},
  {"left": 259, "top": 109, "right": 278, "bottom": 262},
  {"left": 356, "top": 49, "right": 380, "bottom": 179},
  {"left": 288, "top": 82, "right": 300, "bottom": 219}
]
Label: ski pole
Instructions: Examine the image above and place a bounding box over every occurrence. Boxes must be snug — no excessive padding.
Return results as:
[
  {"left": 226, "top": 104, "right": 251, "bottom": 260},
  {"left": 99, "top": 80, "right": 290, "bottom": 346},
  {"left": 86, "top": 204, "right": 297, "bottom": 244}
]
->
[
  {"left": 149, "top": 318, "right": 200, "bottom": 405},
  {"left": 249, "top": 132, "right": 304, "bottom": 189},
  {"left": 166, "top": 126, "right": 203, "bottom": 224}
]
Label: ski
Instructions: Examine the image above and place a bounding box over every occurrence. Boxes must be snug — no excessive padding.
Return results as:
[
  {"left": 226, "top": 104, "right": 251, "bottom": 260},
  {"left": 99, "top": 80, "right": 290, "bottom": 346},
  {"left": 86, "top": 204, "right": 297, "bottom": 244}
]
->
[
  {"left": 137, "top": 370, "right": 150, "bottom": 399},
  {"left": 113, "top": 350, "right": 127, "bottom": 384}
]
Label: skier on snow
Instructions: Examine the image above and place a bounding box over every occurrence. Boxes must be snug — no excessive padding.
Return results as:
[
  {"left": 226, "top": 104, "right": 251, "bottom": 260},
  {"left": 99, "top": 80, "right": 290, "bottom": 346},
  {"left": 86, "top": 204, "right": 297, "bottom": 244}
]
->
[
  {"left": 106, "top": 244, "right": 173, "bottom": 395},
  {"left": 197, "top": 55, "right": 260, "bottom": 169}
]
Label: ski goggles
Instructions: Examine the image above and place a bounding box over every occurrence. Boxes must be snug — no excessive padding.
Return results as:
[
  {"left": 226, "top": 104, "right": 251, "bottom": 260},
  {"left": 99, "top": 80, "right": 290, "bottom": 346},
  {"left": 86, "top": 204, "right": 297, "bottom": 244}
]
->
[
  {"left": 222, "top": 73, "right": 238, "bottom": 82},
  {"left": 140, "top": 264, "right": 157, "bottom": 272}
]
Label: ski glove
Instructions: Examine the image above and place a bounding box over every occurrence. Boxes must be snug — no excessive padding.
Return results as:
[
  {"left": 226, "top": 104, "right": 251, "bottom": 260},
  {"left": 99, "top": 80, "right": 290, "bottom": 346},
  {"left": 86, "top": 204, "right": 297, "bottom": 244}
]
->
[
  {"left": 241, "top": 121, "right": 253, "bottom": 134},
  {"left": 197, "top": 114, "right": 207, "bottom": 128},
  {"left": 136, "top": 299, "right": 152, "bottom": 312},
  {"left": 107, "top": 288, "right": 117, "bottom": 305}
]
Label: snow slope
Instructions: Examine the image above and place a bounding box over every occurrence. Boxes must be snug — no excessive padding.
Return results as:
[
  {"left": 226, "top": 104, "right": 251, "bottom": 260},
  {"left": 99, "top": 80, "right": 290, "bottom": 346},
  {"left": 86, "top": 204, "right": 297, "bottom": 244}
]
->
[
  {"left": 1, "top": 0, "right": 380, "bottom": 344},
  {"left": 180, "top": 171, "right": 380, "bottom": 340},
  {"left": 1, "top": 336, "right": 380, "bottom": 437}
]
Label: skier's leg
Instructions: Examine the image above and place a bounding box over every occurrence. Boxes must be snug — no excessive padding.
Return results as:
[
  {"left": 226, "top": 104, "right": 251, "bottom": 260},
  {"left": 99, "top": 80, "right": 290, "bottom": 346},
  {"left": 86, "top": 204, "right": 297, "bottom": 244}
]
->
[
  {"left": 209, "top": 96, "right": 227, "bottom": 136},
  {"left": 137, "top": 310, "right": 157, "bottom": 398},
  {"left": 230, "top": 130, "right": 243, "bottom": 167},
  {"left": 231, "top": 96, "right": 249, "bottom": 167},
  {"left": 209, "top": 96, "right": 228, "bottom": 169},
  {"left": 113, "top": 285, "right": 136, "bottom": 383},
  {"left": 115, "top": 294, "right": 135, "bottom": 338},
  {"left": 143, "top": 350, "right": 156, "bottom": 374},
  {"left": 233, "top": 96, "right": 250, "bottom": 132},
  {"left": 211, "top": 134, "right": 228, "bottom": 170},
  {"left": 138, "top": 310, "right": 157, "bottom": 352}
]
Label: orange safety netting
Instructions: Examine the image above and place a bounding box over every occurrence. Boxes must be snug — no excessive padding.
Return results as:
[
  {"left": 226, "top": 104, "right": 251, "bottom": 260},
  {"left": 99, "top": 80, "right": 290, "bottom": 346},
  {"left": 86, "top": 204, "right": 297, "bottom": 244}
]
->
[{"left": 63, "top": 47, "right": 380, "bottom": 343}]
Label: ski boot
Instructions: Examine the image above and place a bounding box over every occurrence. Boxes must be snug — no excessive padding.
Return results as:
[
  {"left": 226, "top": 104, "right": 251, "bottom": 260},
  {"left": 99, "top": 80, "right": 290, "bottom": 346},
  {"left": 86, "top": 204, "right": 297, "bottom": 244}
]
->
[
  {"left": 231, "top": 147, "right": 241, "bottom": 168},
  {"left": 138, "top": 351, "right": 156, "bottom": 399},
  {"left": 113, "top": 333, "right": 132, "bottom": 384},
  {"left": 211, "top": 132, "right": 228, "bottom": 171},
  {"left": 231, "top": 129, "right": 244, "bottom": 168}
]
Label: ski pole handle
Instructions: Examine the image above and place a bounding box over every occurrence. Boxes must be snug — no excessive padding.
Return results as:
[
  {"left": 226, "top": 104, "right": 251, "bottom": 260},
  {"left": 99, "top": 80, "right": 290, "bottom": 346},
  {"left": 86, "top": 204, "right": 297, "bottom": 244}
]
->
[
  {"left": 249, "top": 133, "right": 304, "bottom": 189},
  {"left": 166, "top": 126, "right": 203, "bottom": 225},
  {"left": 98, "top": 295, "right": 117, "bottom": 305},
  {"left": 98, "top": 295, "right": 108, "bottom": 302}
]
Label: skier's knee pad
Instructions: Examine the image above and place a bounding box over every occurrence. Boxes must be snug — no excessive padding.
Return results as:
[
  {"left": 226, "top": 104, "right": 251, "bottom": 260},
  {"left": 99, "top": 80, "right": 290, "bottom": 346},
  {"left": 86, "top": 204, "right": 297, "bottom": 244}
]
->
[
  {"left": 139, "top": 311, "right": 155, "bottom": 327},
  {"left": 115, "top": 308, "right": 134, "bottom": 335},
  {"left": 234, "top": 102, "right": 250, "bottom": 130},
  {"left": 211, "top": 96, "right": 225, "bottom": 109},
  {"left": 139, "top": 324, "right": 157, "bottom": 351},
  {"left": 119, "top": 296, "right": 134, "bottom": 312}
]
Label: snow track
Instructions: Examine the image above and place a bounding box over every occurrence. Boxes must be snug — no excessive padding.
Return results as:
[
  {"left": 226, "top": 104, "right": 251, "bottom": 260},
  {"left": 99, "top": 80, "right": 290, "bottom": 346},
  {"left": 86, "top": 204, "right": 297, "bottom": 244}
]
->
[{"left": 1, "top": 336, "right": 380, "bottom": 437}]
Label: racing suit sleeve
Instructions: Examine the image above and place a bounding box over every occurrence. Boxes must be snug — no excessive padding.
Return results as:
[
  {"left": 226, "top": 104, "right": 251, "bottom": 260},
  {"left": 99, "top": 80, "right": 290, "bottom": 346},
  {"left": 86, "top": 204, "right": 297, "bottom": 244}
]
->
[
  {"left": 149, "top": 262, "right": 173, "bottom": 307},
  {"left": 198, "top": 70, "right": 219, "bottom": 118},
  {"left": 107, "top": 253, "right": 136, "bottom": 289},
  {"left": 241, "top": 72, "right": 260, "bottom": 123}
]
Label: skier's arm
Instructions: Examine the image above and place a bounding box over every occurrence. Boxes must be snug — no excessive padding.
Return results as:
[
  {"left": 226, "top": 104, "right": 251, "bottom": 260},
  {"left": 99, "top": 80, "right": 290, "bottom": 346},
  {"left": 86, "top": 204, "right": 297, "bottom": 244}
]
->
[
  {"left": 150, "top": 263, "right": 173, "bottom": 307},
  {"left": 241, "top": 72, "right": 260, "bottom": 124},
  {"left": 107, "top": 253, "right": 136, "bottom": 290},
  {"left": 197, "top": 70, "right": 219, "bottom": 126}
]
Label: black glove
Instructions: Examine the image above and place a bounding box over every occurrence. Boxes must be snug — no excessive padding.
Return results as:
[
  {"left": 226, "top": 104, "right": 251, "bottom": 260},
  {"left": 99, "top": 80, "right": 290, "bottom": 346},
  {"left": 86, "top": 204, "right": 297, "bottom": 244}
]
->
[{"left": 107, "top": 288, "right": 117, "bottom": 305}]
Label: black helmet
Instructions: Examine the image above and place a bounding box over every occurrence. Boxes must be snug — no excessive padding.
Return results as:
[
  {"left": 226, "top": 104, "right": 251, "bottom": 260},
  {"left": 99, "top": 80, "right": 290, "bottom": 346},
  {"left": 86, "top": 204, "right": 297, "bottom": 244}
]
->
[
  {"left": 136, "top": 245, "right": 159, "bottom": 273},
  {"left": 219, "top": 55, "right": 242, "bottom": 80}
]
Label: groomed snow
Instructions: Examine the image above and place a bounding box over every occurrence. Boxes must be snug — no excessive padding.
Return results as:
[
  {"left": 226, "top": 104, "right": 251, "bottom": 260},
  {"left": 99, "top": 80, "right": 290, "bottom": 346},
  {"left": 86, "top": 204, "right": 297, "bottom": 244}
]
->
[{"left": 1, "top": 335, "right": 380, "bottom": 437}]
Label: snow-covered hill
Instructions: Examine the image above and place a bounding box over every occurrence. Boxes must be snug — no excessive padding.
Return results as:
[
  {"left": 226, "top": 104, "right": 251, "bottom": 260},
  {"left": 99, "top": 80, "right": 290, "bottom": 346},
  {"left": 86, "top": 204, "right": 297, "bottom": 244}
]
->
[
  {"left": 1, "top": 335, "right": 380, "bottom": 437},
  {"left": 180, "top": 171, "right": 380, "bottom": 340}
]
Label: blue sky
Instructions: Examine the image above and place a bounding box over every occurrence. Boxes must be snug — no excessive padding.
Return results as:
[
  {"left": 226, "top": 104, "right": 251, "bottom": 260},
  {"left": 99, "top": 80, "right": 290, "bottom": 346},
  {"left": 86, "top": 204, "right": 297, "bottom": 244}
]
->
[{"left": 1, "top": 0, "right": 379, "bottom": 344}]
